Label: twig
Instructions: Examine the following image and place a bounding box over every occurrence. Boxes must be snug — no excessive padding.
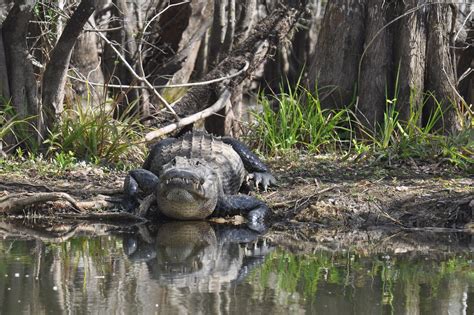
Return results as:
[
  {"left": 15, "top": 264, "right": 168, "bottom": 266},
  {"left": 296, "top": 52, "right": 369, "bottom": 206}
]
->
[
  {"left": 90, "top": 20, "right": 180, "bottom": 120},
  {"left": 66, "top": 61, "right": 249, "bottom": 89},
  {"left": 145, "top": 89, "right": 232, "bottom": 141}
]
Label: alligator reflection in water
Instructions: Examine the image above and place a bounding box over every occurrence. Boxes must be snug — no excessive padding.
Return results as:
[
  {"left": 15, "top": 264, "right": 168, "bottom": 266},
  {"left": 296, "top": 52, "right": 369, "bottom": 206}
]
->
[{"left": 124, "top": 221, "right": 272, "bottom": 292}]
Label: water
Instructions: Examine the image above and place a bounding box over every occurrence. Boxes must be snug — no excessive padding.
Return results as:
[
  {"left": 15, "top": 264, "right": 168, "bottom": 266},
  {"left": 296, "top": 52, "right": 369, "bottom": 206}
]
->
[{"left": 1, "top": 220, "right": 473, "bottom": 314}]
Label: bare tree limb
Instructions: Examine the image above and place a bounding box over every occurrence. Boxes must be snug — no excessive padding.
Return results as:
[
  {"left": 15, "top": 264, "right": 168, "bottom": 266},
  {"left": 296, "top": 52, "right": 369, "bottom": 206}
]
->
[
  {"left": 145, "top": 89, "right": 232, "bottom": 141},
  {"left": 66, "top": 60, "right": 249, "bottom": 89},
  {"left": 92, "top": 17, "right": 180, "bottom": 120}
]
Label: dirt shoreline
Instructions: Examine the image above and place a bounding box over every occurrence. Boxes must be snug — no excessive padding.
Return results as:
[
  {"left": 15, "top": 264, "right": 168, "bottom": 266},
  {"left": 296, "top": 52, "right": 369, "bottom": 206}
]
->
[{"left": 1, "top": 154, "right": 473, "bottom": 235}]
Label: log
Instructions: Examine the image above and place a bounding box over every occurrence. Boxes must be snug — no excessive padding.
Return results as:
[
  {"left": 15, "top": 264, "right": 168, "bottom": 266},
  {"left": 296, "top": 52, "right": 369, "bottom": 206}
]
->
[{"left": 149, "top": 4, "right": 302, "bottom": 139}]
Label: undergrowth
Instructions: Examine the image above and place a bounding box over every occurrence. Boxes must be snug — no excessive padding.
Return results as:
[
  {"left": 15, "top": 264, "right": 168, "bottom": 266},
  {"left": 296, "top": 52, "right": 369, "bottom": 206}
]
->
[
  {"left": 1, "top": 98, "right": 146, "bottom": 170},
  {"left": 1, "top": 82, "right": 472, "bottom": 171},
  {"left": 252, "top": 83, "right": 473, "bottom": 170},
  {"left": 43, "top": 101, "right": 146, "bottom": 167}
]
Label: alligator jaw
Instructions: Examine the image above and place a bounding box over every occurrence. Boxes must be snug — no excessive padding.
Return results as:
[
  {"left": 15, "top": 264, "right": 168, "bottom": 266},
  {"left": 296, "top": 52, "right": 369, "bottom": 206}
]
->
[{"left": 159, "top": 170, "right": 206, "bottom": 199}]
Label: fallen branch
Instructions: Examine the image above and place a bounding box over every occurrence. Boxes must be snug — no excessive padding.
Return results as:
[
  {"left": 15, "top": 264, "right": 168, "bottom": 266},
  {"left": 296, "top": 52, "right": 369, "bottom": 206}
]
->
[
  {"left": 0, "top": 192, "right": 84, "bottom": 214},
  {"left": 149, "top": 5, "right": 301, "bottom": 135},
  {"left": 145, "top": 89, "right": 232, "bottom": 141}
]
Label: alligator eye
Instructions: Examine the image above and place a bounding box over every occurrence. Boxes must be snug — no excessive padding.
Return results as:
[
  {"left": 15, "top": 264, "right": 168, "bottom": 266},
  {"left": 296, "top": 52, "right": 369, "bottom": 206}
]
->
[
  {"left": 195, "top": 160, "right": 200, "bottom": 166},
  {"left": 172, "top": 158, "right": 177, "bottom": 166}
]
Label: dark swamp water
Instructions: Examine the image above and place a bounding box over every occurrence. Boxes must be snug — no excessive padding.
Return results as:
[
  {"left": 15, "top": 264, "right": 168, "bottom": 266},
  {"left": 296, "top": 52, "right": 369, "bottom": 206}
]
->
[{"left": 1, "top": 219, "right": 474, "bottom": 315}]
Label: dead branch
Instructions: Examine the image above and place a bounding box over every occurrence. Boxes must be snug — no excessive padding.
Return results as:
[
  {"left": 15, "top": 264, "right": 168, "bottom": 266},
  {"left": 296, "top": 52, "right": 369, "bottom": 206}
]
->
[
  {"left": 145, "top": 89, "right": 232, "bottom": 141},
  {"left": 150, "top": 5, "right": 301, "bottom": 136},
  {"left": 0, "top": 192, "right": 84, "bottom": 214}
]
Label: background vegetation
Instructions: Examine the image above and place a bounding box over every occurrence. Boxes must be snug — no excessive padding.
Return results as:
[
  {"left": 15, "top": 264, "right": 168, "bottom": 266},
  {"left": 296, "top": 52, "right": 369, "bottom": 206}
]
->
[{"left": 0, "top": 0, "right": 472, "bottom": 168}]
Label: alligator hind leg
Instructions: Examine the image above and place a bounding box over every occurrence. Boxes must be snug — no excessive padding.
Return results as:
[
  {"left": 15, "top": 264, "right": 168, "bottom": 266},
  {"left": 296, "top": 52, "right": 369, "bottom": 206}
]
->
[
  {"left": 123, "top": 169, "right": 159, "bottom": 212},
  {"left": 216, "top": 195, "right": 269, "bottom": 232},
  {"left": 221, "top": 137, "right": 277, "bottom": 191}
]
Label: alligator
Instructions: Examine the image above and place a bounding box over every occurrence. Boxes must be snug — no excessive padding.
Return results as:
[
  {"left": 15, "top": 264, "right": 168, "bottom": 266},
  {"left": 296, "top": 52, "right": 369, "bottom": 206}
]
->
[{"left": 123, "top": 131, "right": 276, "bottom": 229}]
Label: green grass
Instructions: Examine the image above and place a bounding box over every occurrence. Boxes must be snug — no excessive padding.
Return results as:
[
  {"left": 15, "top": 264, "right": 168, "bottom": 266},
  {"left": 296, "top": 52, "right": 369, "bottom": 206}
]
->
[
  {"left": 252, "top": 82, "right": 350, "bottom": 154},
  {"left": 0, "top": 102, "right": 36, "bottom": 153},
  {"left": 251, "top": 82, "right": 473, "bottom": 169},
  {"left": 44, "top": 100, "right": 146, "bottom": 167}
]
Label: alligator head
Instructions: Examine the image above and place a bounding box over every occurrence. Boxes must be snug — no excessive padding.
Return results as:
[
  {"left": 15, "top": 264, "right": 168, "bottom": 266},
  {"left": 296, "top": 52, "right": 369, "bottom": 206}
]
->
[{"left": 156, "top": 156, "right": 219, "bottom": 220}]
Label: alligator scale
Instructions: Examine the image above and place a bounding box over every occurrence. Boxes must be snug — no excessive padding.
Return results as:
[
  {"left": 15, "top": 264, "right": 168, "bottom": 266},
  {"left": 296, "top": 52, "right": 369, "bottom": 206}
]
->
[{"left": 123, "top": 132, "right": 276, "bottom": 227}]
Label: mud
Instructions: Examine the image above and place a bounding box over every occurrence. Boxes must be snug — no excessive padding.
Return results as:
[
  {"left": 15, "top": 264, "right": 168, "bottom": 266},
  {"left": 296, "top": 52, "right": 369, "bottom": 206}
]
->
[{"left": 1, "top": 154, "right": 473, "bottom": 239}]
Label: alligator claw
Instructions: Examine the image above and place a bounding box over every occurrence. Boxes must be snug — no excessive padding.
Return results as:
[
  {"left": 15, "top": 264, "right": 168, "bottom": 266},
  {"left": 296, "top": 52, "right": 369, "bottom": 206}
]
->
[{"left": 246, "top": 172, "right": 277, "bottom": 191}]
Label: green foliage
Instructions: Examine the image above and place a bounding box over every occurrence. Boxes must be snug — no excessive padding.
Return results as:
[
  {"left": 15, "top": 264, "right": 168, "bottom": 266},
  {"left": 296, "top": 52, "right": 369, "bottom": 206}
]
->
[
  {"left": 358, "top": 91, "right": 473, "bottom": 168},
  {"left": 0, "top": 101, "right": 38, "bottom": 153},
  {"left": 252, "top": 81, "right": 473, "bottom": 169},
  {"left": 44, "top": 101, "right": 146, "bottom": 166},
  {"left": 252, "top": 83, "right": 349, "bottom": 154}
]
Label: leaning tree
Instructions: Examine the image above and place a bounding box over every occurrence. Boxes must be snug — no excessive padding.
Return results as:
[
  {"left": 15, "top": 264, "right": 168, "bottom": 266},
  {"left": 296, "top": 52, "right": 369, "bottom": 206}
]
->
[{"left": 0, "top": 0, "right": 304, "bottom": 152}]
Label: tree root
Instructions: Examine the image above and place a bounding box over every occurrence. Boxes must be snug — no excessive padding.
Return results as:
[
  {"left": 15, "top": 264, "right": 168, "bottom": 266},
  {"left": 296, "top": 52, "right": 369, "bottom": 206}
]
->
[
  {"left": 0, "top": 191, "right": 148, "bottom": 223},
  {"left": 0, "top": 192, "right": 85, "bottom": 214}
]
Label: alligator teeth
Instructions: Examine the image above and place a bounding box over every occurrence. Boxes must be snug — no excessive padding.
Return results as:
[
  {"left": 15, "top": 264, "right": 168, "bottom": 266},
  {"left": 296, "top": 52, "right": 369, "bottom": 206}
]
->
[{"left": 166, "top": 179, "right": 170, "bottom": 185}]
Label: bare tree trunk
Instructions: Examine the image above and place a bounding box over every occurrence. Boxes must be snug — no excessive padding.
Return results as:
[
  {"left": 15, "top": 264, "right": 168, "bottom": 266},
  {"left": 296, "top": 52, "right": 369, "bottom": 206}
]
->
[
  {"left": 222, "top": 0, "right": 235, "bottom": 55},
  {"left": 424, "top": 4, "right": 460, "bottom": 133},
  {"left": 42, "top": 0, "right": 98, "bottom": 135},
  {"left": 393, "top": 0, "right": 426, "bottom": 123},
  {"left": 208, "top": 0, "right": 227, "bottom": 67},
  {"left": 70, "top": 16, "right": 105, "bottom": 109},
  {"left": 357, "top": 0, "right": 393, "bottom": 131},
  {"left": 234, "top": 0, "right": 256, "bottom": 47},
  {"left": 0, "top": 29, "right": 9, "bottom": 102},
  {"left": 2, "top": 0, "right": 38, "bottom": 120},
  {"left": 159, "top": 0, "right": 213, "bottom": 101},
  {"left": 102, "top": 0, "right": 141, "bottom": 115},
  {"left": 308, "top": 1, "right": 462, "bottom": 134},
  {"left": 307, "top": 0, "right": 366, "bottom": 108}
]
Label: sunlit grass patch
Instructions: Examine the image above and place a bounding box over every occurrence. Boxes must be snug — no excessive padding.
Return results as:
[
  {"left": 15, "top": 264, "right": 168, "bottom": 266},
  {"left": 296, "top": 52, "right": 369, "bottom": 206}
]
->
[
  {"left": 44, "top": 100, "right": 146, "bottom": 167},
  {"left": 252, "top": 82, "right": 350, "bottom": 154}
]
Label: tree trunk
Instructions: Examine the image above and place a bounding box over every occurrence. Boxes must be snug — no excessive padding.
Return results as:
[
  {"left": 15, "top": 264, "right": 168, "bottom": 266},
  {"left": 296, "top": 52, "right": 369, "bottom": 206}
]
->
[
  {"left": 393, "top": 0, "right": 426, "bottom": 123},
  {"left": 2, "top": 0, "right": 38, "bottom": 120},
  {"left": 69, "top": 15, "right": 105, "bottom": 110},
  {"left": 308, "top": 1, "right": 462, "bottom": 134},
  {"left": 307, "top": 0, "right": 366, "bottom": 108},
  {"left": 157, "top": 0, "right": 213, "bottom": 103},
  {"left": 357, "top": 0, "right": 393, "bottom": 130},
  {"left": 42, "top": 0, "right": 98, "bottom": 135},
  {"left": 424, "top": 4, "right": 460, "bottom": 133}
]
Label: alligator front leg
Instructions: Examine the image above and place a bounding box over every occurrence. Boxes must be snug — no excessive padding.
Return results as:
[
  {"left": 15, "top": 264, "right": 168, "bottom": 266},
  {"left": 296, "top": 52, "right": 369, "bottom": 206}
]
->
[
  {"left": 216, "top": 195, "right": 269, "bottom": 232},
  {"left": 221, "top": 137, "right": 277, "bottom": 191},
  {"left": 123, "top": 169, "right": 159, "bottom": 212}
]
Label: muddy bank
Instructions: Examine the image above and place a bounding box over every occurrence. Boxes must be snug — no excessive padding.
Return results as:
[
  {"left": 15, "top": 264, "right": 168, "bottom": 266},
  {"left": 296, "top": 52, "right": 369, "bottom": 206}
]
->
[
  {"left": 266, "top": 154, "right": 473, "bottom": 231},
  {"left": 0, "top": 154, "right": 472, "bottom": 233}
]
